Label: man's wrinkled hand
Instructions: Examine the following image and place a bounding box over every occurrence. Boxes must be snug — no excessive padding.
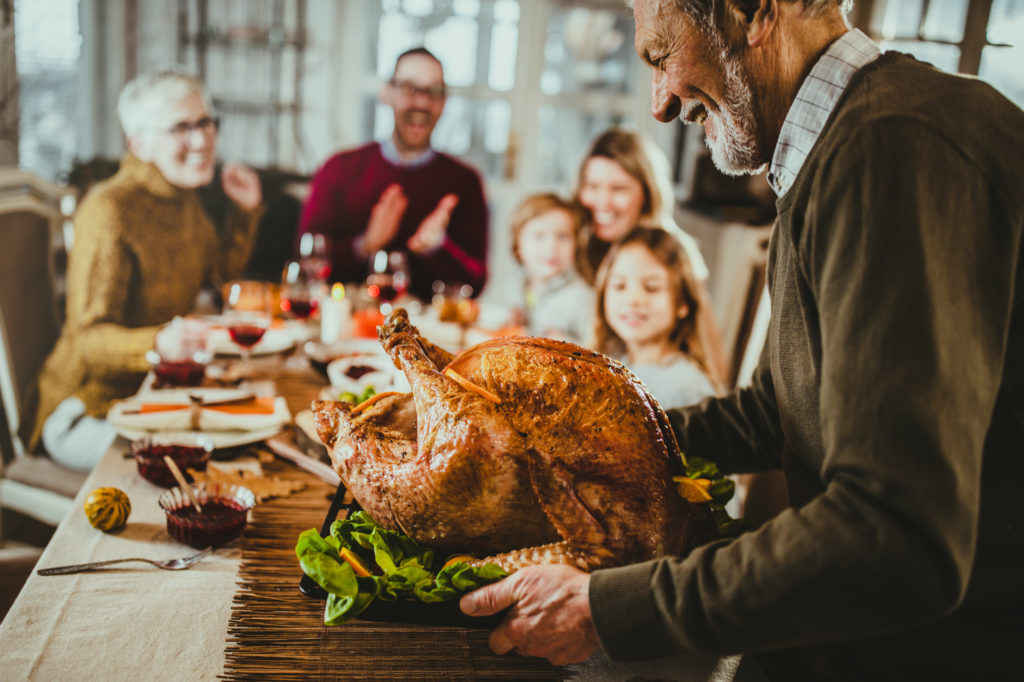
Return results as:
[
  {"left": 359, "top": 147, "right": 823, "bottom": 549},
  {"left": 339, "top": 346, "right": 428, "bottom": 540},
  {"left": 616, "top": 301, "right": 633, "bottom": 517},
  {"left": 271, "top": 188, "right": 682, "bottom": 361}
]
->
[
  {"left": 407, "top": 193, "right": 458, "bottom": 253},
  {"left": 221, "top": 162, "right": 262, "bottom": 211},
  {"left": 364, "top": 183, "right": 408, "bottom": 255},
  {"left": 459, "top": 564, "right": 599, "bottom": 666}
]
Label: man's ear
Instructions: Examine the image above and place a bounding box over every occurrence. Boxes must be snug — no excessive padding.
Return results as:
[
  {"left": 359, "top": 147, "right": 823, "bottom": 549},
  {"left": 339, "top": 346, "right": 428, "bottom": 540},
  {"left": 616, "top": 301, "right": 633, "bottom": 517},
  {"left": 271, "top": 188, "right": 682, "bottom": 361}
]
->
[
  {"left": 379, "top": 82, "right": 395, "bottom": 107},
  {"left": 725, "top": 0, "right": 777, "bottom": 48}
]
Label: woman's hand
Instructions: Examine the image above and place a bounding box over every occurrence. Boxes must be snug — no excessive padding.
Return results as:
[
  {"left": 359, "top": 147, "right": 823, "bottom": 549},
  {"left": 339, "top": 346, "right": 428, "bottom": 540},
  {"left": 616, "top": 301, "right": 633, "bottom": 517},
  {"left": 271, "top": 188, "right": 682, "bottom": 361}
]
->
[
  {"left": 460, "top": 564, "right": 599, "bottom": 665},
  {"left": 221, "top": 162, "right": 262, "bottom": 211}
]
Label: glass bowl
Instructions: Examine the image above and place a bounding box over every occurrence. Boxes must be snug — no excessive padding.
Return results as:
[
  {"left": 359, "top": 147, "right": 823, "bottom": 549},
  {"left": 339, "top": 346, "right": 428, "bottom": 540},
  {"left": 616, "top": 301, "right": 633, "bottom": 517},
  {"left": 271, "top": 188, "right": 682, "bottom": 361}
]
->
[
  {"left": 158, "top": 482, "right": 255, "bottom": 548},
  {"left": 131, "top": 435, "right": 214, "bottom": 488},
  {"left": 147, "top": 349, "right": 212, "bottom": 387}
]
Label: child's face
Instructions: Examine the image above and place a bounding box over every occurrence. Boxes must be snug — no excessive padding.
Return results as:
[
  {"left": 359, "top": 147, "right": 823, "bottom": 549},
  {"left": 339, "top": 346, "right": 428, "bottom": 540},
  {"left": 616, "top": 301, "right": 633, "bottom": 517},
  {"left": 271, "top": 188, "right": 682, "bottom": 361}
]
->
[
  {"left": 517, "top": 208, "right": 577, "bottom": 284},
  {"left": 578, "top": 157, "right": 645, "bottom": 243},
  {"left": 604, "top": 242, "right": 682, "bottom": 350}
]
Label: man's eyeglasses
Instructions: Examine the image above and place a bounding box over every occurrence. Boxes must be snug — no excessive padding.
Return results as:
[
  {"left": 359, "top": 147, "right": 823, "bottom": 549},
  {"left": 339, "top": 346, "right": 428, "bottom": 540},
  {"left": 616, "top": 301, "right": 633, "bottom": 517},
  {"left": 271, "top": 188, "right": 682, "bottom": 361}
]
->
[
  {"left": 161, "top": 116, "right": 220, "bottom": 141},
  {"left": 389, "top": 79, "right": 446, "bottom": 101}
]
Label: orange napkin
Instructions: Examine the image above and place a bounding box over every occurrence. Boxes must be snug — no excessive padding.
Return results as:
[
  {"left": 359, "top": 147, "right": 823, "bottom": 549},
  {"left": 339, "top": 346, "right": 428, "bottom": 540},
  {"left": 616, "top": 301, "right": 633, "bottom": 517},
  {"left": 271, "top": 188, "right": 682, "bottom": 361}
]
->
[
  {"left": 208, "top": 396, "right": 277, "bottom": 414},
  {"left": 138, "top": 397, "right": 277, "bottom": 415}
]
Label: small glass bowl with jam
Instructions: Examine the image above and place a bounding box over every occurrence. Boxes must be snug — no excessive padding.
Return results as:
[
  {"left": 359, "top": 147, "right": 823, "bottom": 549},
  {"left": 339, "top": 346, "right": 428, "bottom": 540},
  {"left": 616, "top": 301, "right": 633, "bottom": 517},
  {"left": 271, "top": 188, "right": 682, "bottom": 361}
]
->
[
  {"left": 158, "top": 482, "right": 255, "bottom": 548},
  {"left": 131, "top": 435, "right": 214, "bottom": 488}
]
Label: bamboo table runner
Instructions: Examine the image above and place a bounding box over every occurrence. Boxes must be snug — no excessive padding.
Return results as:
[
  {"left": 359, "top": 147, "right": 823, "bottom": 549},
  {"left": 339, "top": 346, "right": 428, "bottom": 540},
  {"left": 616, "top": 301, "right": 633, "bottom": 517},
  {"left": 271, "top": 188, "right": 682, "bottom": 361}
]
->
[{"left": 222, "top": 458, "right": 568, "bottom": 681}]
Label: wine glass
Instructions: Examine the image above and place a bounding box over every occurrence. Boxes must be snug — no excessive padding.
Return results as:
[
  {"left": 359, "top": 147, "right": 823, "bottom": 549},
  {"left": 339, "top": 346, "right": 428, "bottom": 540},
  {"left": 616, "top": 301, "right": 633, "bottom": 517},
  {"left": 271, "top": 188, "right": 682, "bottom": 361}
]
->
[
  {"left": 366, "top": 250, "right": 410, "bottom": 315},
  {"left": 298, "top": 232, "right": 332, "bottom": 282},
  {"left": 432, "top": 281, "right": 477, "bottom": 348},
  {"left": 280, "top": 259, "right": 326, "bottom": 324},
  {"left": 223, "top": 280, "right": 273, "bottom": 376}
]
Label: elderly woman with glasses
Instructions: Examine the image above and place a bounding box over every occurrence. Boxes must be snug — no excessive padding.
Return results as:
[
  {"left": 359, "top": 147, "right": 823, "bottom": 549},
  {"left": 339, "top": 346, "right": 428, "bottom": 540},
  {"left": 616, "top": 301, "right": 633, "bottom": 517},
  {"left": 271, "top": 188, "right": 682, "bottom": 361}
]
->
[{"left": 26, "top": 67, "right": 263, "bottom": 472}]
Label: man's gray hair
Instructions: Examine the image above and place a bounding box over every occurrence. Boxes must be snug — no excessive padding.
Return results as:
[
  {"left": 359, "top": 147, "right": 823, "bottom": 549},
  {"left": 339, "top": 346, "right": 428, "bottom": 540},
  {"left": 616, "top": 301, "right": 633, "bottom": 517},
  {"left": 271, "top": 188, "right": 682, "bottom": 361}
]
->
[
  {"left": 639, "top": 1, "right": 853, "bottom": 34},
  {"left": 116, "top": 67, "right": 214, "bottom": 137}
]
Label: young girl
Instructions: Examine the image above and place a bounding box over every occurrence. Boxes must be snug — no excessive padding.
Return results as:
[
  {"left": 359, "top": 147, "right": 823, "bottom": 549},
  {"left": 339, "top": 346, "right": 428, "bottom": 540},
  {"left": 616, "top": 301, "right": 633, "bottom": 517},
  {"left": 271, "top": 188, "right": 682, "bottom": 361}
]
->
[
  {"left": 508, "top": 193, "right": 594, "bottom": 344},
  {"left": 574, "top": 128, "right": 728, "bottom": 381},
  {"left": 594, "top": 226, "right": 718, "bottom": 409}
]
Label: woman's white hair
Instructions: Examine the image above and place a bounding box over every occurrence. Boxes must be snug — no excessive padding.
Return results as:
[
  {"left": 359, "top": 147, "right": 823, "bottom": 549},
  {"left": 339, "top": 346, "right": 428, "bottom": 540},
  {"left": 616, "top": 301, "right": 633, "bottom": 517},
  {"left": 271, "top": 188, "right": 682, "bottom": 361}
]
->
[{"left": 116, "top": 67, "right": 213, "bottom": 137}]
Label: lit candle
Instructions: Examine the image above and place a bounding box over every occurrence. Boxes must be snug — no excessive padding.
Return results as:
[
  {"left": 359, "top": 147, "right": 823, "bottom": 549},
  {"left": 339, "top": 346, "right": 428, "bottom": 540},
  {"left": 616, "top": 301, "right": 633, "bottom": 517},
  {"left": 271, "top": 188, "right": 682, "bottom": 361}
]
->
[{"left": 320, "top": 283, "right": 350, "bottom": 344}]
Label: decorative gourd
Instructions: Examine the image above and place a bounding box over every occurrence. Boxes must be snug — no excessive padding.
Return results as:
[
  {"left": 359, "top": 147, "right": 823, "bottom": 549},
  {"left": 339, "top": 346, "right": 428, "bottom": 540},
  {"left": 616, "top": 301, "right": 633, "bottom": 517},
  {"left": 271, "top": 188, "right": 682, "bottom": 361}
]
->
[{"left": 83, "top": 487, "right": 131, "bottom": 531}]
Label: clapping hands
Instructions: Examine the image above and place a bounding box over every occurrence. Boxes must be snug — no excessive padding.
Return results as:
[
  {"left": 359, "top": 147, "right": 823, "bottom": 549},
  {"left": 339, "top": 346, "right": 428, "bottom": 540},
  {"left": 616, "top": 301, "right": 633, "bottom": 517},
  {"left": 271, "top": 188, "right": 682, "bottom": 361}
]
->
[
  {"left": 363, "top": 183, "right": 409, "bottom": 254},
  {"left": 363, "top": 184, "right": 459, "bottom": 255},
  {"left": 408, "top": 193, "right": 458, "bottom": 253}
]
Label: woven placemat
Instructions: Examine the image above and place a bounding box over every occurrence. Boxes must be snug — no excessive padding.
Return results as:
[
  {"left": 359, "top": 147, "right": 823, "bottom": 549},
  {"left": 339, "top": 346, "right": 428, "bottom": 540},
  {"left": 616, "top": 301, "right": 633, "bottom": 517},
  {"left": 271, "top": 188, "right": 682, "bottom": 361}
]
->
[{"left": 222, "top": 458, "right": 568, "bottom": 681}]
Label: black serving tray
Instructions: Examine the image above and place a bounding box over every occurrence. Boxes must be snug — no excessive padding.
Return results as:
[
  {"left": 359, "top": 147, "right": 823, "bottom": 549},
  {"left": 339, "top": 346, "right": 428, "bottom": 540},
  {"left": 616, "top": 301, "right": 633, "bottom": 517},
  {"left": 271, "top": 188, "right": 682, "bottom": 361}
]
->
[{"left": 299, "top": 481, "right": 504, "bottom": 628}]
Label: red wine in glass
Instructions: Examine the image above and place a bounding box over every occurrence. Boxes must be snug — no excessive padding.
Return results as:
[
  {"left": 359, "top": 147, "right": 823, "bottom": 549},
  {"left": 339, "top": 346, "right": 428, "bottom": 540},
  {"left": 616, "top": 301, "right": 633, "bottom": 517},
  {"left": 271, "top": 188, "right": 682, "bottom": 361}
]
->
[
  {"left": 374, "top": 282, "right": 401, "bottom": 303},
  {"left": 228, "top": 324, "right": 267, "bottom": 348},
  {"left": 367, "top": 251, "right": 410, "bottom": 313},
  {"left": 282, "top": 297, "right": 318, "bottom": 320}
]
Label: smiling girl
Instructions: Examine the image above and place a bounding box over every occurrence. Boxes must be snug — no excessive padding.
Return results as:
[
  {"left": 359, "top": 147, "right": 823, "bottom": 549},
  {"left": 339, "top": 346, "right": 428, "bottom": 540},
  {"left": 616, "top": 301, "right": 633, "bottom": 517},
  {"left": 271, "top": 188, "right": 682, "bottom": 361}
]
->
[
  {"left": 594, "top": 226, "right": 718, "bottom": 409},
  {"left": 575, "top": 128, "right": 730, "bottom": 382}
]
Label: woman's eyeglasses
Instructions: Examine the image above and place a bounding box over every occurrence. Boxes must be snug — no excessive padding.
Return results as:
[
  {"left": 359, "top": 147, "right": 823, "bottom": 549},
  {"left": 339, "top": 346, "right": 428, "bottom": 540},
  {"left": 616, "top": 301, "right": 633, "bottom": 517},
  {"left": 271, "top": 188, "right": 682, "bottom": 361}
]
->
[
  {"left": 389, "top": 79, "right": 446, "bottom": 101},
  {"left": 161, "top": 116, "right": 220, "bottom": 141}
]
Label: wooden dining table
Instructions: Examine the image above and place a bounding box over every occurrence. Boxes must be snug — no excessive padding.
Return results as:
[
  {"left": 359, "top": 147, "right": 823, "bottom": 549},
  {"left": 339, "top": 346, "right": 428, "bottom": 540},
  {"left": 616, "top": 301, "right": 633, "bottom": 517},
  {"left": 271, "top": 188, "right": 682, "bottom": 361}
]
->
[{"left": 0, "top": 342, "right": 759, "bottom": 681}]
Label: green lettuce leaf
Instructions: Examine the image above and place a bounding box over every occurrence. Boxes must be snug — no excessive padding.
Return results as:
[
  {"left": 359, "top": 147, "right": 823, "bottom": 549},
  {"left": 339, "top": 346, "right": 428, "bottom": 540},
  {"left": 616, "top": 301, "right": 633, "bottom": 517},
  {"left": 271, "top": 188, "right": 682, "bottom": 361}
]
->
[
  {"left": 680, "top": 455, "right": 750, "bottom": 539},
  {"left": 295, "top": 512, "right": 508, "bottom": 626}
]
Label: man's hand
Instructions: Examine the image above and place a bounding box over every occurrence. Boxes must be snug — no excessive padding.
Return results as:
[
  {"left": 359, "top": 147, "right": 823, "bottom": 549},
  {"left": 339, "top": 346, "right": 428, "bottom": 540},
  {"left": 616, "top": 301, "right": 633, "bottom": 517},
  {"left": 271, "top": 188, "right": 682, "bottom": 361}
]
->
[
  {"left": 460, "top": 564, "right": 599, "bottom": 666},
  {"left": 407, "top": 193, "right": 458, "bottom": 253},
  {"left": 221, "top": 162, "right": 262, "bottom": 211},
  {"left": 363, "top": 183, "right": 408, "bottom": 254}
]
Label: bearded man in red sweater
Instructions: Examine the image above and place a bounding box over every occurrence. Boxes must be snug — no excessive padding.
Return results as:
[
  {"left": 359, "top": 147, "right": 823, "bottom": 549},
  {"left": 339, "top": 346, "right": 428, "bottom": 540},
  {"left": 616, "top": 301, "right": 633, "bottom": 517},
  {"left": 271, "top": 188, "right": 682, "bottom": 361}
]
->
[{"left": 297, "top": 47, "right": 488, "bottom": 301}]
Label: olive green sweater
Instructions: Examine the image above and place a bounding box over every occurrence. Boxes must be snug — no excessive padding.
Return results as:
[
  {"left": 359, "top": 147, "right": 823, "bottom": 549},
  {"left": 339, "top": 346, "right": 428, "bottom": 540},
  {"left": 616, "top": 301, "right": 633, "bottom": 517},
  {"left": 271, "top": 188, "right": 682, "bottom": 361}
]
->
[
  {"left": 590, "top": 53, "right": 1024, "bottom": 680},
  {"left": 27, "top": 154, "right": 261, "bottom": 452}
]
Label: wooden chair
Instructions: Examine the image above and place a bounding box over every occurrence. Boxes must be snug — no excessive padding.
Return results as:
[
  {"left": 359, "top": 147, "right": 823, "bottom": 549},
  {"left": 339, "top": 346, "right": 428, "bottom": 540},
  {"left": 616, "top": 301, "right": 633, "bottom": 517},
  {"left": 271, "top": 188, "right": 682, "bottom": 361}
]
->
[{"left": 0, "top": 168, "right": 86, "bottom": 538}]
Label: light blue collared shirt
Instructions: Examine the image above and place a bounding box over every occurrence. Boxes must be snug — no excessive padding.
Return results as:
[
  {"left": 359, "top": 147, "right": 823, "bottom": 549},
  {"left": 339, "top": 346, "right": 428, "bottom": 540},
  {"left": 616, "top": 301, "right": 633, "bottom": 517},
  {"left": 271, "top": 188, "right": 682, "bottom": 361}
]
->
[
  {"left": 379, "top": 136, "right": 437, "bottom": 169},
  {"left": 768, "top": 29, "right": 881, "bottom": 196}
]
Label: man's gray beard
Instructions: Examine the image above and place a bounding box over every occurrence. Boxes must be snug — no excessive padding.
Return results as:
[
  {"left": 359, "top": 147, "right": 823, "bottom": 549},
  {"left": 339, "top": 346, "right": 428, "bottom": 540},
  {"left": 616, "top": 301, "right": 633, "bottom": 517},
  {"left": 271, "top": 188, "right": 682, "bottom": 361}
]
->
[{"left": 704, "top": 45, "right": 767, "bottom": 176}]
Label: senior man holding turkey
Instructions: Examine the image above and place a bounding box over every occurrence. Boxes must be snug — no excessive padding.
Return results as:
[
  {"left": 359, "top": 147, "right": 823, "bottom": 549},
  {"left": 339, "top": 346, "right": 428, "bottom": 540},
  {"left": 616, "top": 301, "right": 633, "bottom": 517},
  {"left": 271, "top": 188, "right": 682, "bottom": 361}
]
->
[{"left": 459, "top": 1, "right": 1024, "bottom": 679}]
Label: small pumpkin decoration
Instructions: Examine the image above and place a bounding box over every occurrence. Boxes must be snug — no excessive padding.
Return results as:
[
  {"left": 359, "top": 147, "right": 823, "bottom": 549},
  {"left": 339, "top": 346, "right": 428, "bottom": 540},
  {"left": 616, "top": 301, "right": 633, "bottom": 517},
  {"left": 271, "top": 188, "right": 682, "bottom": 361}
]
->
[{"left": 83, "top": 487, "right": 131, "bottom": 531}]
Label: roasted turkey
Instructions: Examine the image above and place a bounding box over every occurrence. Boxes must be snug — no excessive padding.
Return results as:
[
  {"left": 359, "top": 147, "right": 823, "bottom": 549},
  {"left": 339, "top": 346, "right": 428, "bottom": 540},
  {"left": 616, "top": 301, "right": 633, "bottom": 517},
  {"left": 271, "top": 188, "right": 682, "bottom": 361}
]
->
[{"left": 313, "top": 308, "right": 712, "bottom": 572}]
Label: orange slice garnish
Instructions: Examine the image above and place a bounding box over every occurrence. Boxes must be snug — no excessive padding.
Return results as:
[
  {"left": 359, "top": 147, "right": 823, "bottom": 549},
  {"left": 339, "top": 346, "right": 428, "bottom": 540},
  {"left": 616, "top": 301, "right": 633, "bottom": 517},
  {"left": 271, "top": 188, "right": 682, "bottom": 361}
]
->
[
  {"left": 443, "top": 368, "right": 501, "bottom": 404},
  {"left": 672, "top": 476, "right": 713, "bottom": 503},
  {"left": 350, "top": 391, "right": 402, "bottom": 415},
  {"left": 339, "top": 547, "right": 372, "bottom": 577}
]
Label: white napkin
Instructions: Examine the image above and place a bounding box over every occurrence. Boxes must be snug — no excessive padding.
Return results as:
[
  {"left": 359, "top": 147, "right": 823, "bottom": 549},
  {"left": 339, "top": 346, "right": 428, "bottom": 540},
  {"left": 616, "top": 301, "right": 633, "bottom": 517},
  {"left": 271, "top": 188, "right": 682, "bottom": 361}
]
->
[{"left": 107, "top": 394, "right": 291, "bottom": 433}]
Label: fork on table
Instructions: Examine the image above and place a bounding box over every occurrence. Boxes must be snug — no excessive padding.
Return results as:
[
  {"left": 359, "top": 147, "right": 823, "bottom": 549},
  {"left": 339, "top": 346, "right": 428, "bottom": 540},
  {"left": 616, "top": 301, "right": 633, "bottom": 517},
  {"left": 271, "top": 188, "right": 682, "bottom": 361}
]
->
[{"left": 36, "top": 548, "right": 211, "bottom": 575}]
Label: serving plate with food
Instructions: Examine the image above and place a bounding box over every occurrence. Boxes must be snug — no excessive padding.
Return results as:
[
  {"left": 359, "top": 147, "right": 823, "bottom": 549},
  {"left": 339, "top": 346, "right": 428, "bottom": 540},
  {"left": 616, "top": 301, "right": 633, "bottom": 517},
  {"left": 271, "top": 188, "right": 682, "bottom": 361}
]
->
[{"left": 297, "top": 308, "right": 744, "bottom": 627}]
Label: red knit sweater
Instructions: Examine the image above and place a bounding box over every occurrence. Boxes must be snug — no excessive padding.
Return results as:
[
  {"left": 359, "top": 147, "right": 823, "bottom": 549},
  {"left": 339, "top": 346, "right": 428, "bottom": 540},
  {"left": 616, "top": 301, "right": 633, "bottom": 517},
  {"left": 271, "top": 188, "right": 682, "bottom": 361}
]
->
[{"left": 297, "top": 142, "right": 488, "bottom": 300}]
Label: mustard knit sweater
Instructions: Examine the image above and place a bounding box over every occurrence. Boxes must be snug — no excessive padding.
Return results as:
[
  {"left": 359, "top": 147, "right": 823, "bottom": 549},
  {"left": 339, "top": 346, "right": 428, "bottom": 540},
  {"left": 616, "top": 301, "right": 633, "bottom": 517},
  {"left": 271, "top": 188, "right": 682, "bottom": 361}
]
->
[{"left": 27, "top": 154, "right": 261, "bottom": 451}]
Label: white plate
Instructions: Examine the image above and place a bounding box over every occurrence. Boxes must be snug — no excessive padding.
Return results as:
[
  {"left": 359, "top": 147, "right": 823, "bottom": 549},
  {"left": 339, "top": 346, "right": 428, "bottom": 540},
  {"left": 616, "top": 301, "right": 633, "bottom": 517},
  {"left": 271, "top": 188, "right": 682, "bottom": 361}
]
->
[
  {"left": 306, "top": 337, "right": 387, "bottom": 363},
  {"left": 208, "top": 327, "right": 296, "bottom": 356},
  {"left": 326, "top": 354, "right": 410, "bottom": 394},
  {"left": 111, "top": 425, "right": 285, "bottom": 450}
]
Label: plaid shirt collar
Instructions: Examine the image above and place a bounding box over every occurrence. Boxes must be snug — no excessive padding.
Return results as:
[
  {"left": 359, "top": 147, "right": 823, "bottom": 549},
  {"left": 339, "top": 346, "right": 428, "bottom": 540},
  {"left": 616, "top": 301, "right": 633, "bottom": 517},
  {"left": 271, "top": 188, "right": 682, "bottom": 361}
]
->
[{"left": 768, "top": 29, "right": 880, "bottom": 196}]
